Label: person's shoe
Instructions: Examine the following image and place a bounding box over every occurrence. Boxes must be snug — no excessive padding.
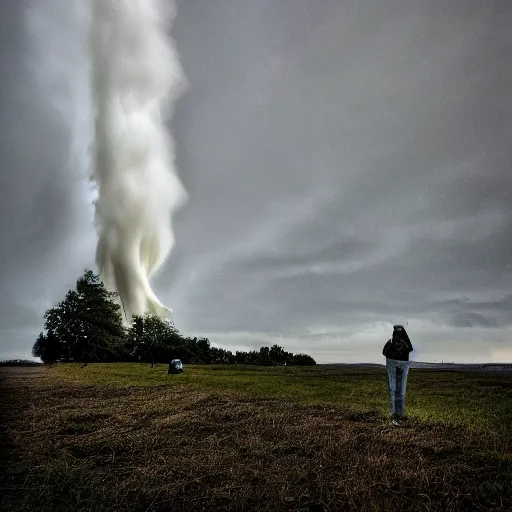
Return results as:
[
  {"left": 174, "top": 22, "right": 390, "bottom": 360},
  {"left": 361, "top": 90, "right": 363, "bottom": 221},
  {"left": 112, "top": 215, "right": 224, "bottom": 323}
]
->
[{"left": 390, "top": 414, "right": 403, "bottom": 426}]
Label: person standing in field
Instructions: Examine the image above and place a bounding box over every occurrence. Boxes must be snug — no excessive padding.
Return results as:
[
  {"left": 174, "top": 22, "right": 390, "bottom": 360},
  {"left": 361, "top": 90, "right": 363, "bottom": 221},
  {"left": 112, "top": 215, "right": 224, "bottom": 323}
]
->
[{"left": 382, "top": 325, "right": 413, "bottom": 425}]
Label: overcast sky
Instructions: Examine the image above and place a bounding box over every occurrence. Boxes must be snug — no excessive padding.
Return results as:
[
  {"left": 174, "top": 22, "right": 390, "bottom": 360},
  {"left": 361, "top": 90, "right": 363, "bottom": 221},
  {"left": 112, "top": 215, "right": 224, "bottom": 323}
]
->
[{"left": 1, "top": 0, "right": 511, "bottom": 363}]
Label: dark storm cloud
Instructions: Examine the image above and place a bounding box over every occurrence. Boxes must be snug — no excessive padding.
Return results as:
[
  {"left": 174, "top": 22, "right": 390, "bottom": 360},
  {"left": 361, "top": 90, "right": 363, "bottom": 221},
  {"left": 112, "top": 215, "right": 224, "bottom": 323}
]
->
[
  {"left": 160, "top": 0, "right": 512, "bottom": 364},
  {"left": 1, "top": 0, "right": 511, "bottom": 362}
]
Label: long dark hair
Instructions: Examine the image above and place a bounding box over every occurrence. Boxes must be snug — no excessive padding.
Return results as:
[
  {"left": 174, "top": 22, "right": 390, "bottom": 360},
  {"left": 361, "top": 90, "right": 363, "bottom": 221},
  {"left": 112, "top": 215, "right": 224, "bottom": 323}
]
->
[{"left": 392, "top": 325, "right": 411, "bottom": 346}]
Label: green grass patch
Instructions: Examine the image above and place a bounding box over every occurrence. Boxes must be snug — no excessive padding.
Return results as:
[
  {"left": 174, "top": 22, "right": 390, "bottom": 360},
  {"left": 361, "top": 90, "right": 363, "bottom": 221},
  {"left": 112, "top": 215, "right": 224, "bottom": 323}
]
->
[{"left": 51, "top": 363, "right": 512, "bottom": 437}]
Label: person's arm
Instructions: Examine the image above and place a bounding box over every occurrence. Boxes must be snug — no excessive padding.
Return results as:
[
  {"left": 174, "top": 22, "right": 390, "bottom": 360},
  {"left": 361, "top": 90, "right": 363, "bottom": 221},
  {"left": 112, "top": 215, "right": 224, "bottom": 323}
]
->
[
  {"left": 398, "top": 338, "right": 412, "bottom": 353},
  {"left": 382, "top": 340, "right": 391, "bottom": 356}
]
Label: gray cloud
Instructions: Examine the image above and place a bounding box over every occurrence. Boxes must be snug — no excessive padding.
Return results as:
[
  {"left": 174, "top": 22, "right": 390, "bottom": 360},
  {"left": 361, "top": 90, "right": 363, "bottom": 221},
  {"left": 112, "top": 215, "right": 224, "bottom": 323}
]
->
[
  {"left": 1, "top": 0, "right": 511, "bottom": 363},
  {"left": 0, "top": 0, "right": 96, "bottom": 356}
]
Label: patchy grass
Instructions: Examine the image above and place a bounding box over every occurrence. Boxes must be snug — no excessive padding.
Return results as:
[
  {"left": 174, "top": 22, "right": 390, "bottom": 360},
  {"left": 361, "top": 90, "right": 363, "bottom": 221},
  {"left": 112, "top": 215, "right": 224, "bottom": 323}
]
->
[
  {"left": 1, "top": 364, "right": 511, "bottom": 511},
  {"left": 53, "top": 363, "right": 512, "bottom": 437}
]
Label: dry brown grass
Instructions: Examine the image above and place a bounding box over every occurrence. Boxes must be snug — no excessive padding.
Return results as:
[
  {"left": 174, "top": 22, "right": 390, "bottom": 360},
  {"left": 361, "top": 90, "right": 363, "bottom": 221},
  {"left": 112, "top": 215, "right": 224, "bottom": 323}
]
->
[{"left": 1, "top": 366, "right": 511, "bottom": 511}]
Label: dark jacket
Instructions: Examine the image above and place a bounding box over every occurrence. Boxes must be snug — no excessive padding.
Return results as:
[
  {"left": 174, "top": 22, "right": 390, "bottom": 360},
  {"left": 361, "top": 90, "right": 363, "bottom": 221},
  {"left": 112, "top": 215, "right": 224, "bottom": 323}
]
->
[{"left": 383, "top": 327, "right": 413, "bottom": 361}]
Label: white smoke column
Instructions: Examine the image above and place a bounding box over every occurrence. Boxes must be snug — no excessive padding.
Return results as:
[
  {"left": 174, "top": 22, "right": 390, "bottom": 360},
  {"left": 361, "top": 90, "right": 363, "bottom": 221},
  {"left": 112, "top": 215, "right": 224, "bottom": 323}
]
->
[{"left": 89, "top": 0, "right": 187, "bottom": 322}]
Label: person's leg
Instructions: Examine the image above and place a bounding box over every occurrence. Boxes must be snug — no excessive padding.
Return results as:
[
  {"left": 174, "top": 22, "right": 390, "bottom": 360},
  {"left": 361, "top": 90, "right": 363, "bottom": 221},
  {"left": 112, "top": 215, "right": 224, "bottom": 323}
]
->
[
  {"left": 398, "top": 363, "right": 410, "bottom": 418},
  {"left": 386, "top": 359, "right": 397, "bottom": 417},
  {"left": 395, "top": 365, "right": 404, "bottom": 417},
  {"left": 401, "top": 364, "right": 408, "bottom": 393}
]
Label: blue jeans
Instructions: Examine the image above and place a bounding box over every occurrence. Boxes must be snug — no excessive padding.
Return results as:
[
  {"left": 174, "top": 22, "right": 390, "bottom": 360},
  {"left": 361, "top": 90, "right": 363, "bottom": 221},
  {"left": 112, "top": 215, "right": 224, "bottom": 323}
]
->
[{"left": 386, "top": 358, "right": 410, "bottom": 417}]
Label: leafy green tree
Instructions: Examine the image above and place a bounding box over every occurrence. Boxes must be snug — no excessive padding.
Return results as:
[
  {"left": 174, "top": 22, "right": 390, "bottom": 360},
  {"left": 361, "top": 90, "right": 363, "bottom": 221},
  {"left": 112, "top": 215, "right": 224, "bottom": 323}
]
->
[
  {"left": 32, "top": 331, "right": 66, "bottom": 364},
  {"left": 269, "top": 344, "right": 293, "bottom": 365},
  {"left": 245, "top": 350, "right": 262, "bottom": 365},
  {"left": 33, "top": 272, "right": 318, "bottom": 368},
  {"left": 39, "top": 270, "right": 126, "bottom": 364},
  {"left": 129, "top": 314, "right": 182, "bottom": 366},
  {"left": 209, "top": 346, "right": 234, "bottom": 364},
  {"left": 254, "top": 345, "right": 294, "bottom": 366},
  {"left": 130, "top": 315, "right": 163, "bottom": 366},
  {"left": 194, "top": 337, "right": 212, "bottom": 363},
  {"left": 230, "top": 347, "right": 315, "bottom": 366},
  {"left": 234, "top": 351, "right": 249, "bottom": 364},
  {"left": 259, "top": 346, "right": 272, "bottom": 365},
  {"left": 291, "top": 353, "right": 316, "bottom": 366}
]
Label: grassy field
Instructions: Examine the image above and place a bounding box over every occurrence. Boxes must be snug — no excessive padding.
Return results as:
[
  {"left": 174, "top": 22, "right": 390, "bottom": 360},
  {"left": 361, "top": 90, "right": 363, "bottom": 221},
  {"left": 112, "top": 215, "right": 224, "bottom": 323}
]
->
[{"left": 1, "top": 363, "right": 511, "bottom": 511}]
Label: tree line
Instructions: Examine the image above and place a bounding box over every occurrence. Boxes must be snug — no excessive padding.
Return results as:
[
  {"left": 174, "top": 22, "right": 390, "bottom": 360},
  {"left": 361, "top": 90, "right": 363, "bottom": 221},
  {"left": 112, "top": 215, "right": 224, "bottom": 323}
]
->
[{"left": 32, "top": 270, "right": 316, "bottom": 367}]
